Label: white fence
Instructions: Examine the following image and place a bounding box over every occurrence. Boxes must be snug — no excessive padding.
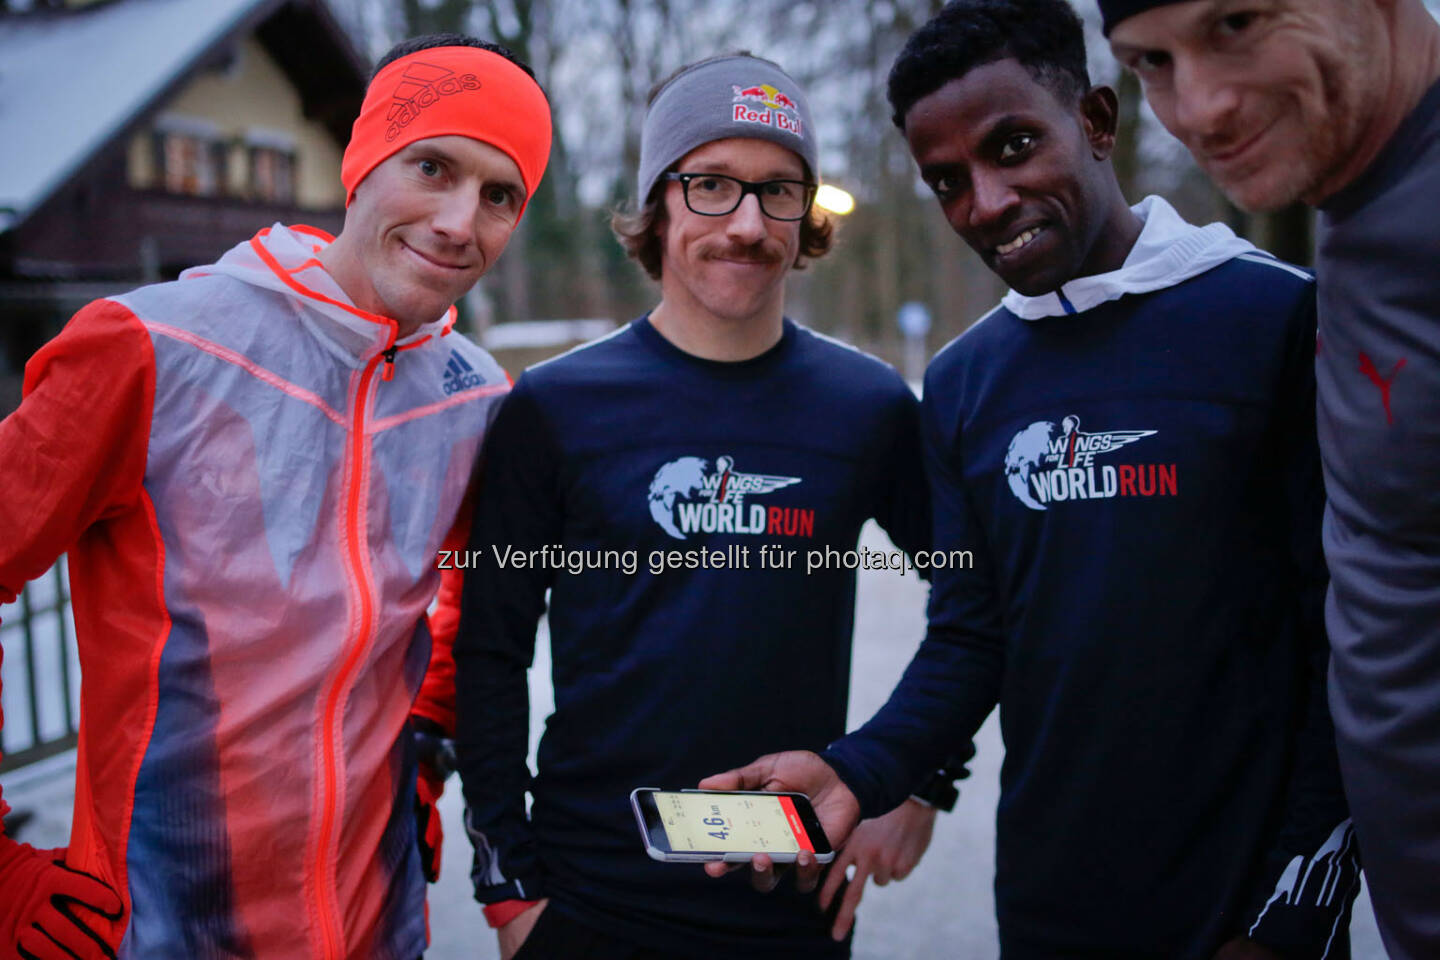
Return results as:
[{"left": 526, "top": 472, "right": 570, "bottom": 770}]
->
[{"left": 0, "top": 559, "right": 80, "bottom": 772}]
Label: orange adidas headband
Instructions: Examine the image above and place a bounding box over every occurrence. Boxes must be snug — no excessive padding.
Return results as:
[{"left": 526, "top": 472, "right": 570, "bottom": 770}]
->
[{"left": 341, "top": 46, "right": 552, "bottom": 210}]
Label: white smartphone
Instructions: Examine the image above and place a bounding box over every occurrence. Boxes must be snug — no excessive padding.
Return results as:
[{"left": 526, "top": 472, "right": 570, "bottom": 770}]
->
[{"left": 630, "top": 787, "right": 837, "bottom": 863}]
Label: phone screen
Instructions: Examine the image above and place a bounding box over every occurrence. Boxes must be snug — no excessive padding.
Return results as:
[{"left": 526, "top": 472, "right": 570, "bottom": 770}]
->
[{"left": 651, "top": 790, "right": 817, "bottom": 854}]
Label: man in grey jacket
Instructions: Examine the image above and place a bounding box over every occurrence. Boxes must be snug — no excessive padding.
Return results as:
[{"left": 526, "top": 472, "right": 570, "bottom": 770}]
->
[{"left": 1102, "top": 2, "right": 1440, "bottom": 957}]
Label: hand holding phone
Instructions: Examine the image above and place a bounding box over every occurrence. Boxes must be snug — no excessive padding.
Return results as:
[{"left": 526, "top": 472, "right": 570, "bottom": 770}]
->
[
  {"left": 696, "top": 750, "right": 863, "bottom": 894},
  {"left": 630, "top": 788, "right": 836, "bottom": 863}
]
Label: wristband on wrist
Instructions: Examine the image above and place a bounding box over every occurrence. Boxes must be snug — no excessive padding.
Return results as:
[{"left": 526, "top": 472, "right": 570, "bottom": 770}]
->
[{"left": 909, "top": 768, "right": 960, "bottom": 812}]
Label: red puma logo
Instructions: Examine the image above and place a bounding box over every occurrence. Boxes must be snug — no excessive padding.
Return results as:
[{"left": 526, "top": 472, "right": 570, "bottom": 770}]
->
[{"left": 1358, "top": 351, "right": 1407, "bottom": 426}]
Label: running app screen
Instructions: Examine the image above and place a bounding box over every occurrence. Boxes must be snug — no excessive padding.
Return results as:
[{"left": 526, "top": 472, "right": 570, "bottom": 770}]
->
[{"left": 655, "top": 791, "right": 815, "bottom": 853}]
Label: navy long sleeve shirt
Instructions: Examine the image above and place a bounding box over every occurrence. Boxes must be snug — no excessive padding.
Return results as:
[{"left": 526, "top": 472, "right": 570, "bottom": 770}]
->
[
  {"left": 454, "top": 317, "right": 931, "bottom": 957},
  {"left": 825, "top": 254, "right": 1357, "bottom": 959}
]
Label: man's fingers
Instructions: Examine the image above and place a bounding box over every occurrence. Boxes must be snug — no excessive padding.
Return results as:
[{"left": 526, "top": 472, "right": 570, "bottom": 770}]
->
[
  {"left": 817, "top": 853, "right": 850, "bottom": 909},
  {"left": 34, "top": 906, "right": 116, "bottom": 960},
  {"left": 793, "top": 850, "right": 820, "bottom": 895},
  {"left": 27, "top": 866, "right": 125, "bottom": 960},
  {"left": 496, "top": 899, "right": 548, "bottom": 960},
  {"left": 706, "top": 849, "right": 817, "bottom": 892},
  {"left": 14, "top": 924, "right": 65, "bottom": 960},
  {"left": 748, "top": 853, "right": 782, "bottom": 893},
  {"left": 20, "top": 918, "right": 104, "bottom": 960},
  {"left": 831, "top": 868, "right": 867, "bottom": 941},
  {"left": 696, "top": 769, "right": 745, "bottom": 791},
  {"left": 53, "top": 867, "right": 124, "bottom": 919},
  {"left": 699, "top": 754, "right": 780, "bottom": 792}
]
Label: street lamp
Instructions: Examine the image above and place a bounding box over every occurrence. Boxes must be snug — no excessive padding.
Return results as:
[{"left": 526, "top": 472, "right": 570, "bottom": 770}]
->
[{"left": 815, "top": 183, "right": 855, "bottom": 216}]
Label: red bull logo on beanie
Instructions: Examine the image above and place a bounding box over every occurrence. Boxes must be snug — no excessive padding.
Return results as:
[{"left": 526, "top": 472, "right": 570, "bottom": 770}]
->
[{"left": 731, "top": 83, "right": 804, "bottom": 138}]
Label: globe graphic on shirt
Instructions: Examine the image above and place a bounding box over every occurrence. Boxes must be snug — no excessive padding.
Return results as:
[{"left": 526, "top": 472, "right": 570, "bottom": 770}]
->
[
  {"left": 648, "top": 456, "right": 709, "bottom": 539},
  {"left": 1004, "top": 420, "right": 1059, "bottom": 511}
]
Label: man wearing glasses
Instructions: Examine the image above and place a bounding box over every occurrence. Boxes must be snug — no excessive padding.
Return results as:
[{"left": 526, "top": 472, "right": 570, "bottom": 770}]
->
[{"left": 451, "top": 53, "right": 964, "bottom": 959}]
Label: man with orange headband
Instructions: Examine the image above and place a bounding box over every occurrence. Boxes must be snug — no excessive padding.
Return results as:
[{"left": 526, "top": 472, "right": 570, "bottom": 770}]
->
[{"left": 0, "top": 33, "right": 550, "bottom": 960}]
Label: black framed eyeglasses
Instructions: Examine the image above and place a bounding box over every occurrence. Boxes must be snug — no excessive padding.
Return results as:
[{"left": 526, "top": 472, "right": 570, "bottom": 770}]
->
[{"left": 664, "top": 172, "right": 818, "bottom": 221}]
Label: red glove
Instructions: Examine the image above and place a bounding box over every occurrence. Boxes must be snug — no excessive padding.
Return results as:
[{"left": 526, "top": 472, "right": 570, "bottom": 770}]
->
[
  {"left": 0, "top": 836, "right": 122, "bottom": 960},
  {"left": 415, "top": 763, "right": 445, "bottom": 884},
  {"left": 412, "top": 718, "right": 454, "bottom": 884}
]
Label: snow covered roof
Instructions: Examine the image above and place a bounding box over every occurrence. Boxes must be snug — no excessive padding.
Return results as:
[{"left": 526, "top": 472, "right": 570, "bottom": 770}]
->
[{"left": 0, "top": 0, "right": 360, "bottom": 232}]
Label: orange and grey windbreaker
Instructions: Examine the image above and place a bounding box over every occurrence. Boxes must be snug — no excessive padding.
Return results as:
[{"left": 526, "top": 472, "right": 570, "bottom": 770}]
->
[{"left": 0, "top": 224, "right": 506, "bottom": 959}]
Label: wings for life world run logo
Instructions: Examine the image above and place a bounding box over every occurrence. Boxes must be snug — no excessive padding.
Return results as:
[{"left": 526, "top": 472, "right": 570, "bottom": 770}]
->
[
  {"left": 649, "top": 455, "right": 813, "bottom": 540},
  {"left": 386, "top": 62, "right": 481, "bottom": 141},
  {"left": 1004, "top": 415, "right": 1177, "bottom": 511},
  {"left": 731, "top": 83, "right": 804, "bottom": 137}
]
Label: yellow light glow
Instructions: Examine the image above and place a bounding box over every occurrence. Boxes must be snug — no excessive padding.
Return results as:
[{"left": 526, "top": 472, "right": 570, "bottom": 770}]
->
[{"left": 815, "top": 184, "right": 855, "bottom": 216}]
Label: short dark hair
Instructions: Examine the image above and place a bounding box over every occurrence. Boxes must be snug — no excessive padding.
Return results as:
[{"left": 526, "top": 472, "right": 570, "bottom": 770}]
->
[
  {"left": 887, "top": 0, "right": 1090, "bottom": 129},
  {"left": 372, "top": 33, "right": 535, "bottom": 83},
  {"left": 610, "top": 190, "right": 834, "bottom": 282}
]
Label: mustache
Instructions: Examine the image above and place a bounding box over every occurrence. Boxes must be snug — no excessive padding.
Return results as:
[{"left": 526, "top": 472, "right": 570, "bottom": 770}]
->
[{"left": 702, "top": 240, "right": 786, "bottom": 264}]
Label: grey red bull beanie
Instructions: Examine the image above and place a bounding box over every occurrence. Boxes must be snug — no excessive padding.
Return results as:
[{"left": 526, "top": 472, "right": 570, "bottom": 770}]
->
[
  {"left": 1097, "top": 0, "right": 1187, "bottom": 34},
  {"left": 636, "top": 53, "right": 819, "bottom": 204}
]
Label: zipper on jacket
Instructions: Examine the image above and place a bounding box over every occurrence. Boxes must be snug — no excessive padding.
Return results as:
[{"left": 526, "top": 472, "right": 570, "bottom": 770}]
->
[
  {"left": 310, "top": 345, "right": 387, "bottom": 959},
  {"left": 381, "top": 344, "right": 397, "bottom": 382}
]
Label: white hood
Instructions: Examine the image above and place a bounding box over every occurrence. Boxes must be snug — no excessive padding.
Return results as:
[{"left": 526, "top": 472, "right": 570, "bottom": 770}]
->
[
  {"left": 181, "top": 224, "right": 456, "bottom": 366},
  {"left": 1001, "top": 195, "right": 1259, "bottom": 321}
]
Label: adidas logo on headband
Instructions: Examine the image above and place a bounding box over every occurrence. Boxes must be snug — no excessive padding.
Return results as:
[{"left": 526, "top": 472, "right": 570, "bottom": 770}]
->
[
  {"left": 343, "top": 46, "right": 552, "bottom": 206},
  {"left": 386, "top": 62, "right": 482, "bottom": 141}
]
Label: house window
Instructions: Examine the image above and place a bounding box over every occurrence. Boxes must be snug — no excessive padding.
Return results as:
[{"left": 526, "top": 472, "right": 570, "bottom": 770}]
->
[
  {"left": 158, "top": 133, "right": 226, "bottom": 196},
  {"left": 250, "top": 147, "right": 296, "bottom": 204},
  {"left": 151, "top": 116, "right": 227, "bottom": 197}
]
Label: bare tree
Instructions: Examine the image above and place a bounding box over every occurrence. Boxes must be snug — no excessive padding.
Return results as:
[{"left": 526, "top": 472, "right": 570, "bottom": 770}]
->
[{"left": 323, "top": 0, "right": 1343, "bottom": 350}]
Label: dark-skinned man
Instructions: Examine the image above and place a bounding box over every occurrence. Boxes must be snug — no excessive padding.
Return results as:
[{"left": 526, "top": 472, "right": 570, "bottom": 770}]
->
[{"left": 705, "top": 2, "right": 1360, "bottom": 957}]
